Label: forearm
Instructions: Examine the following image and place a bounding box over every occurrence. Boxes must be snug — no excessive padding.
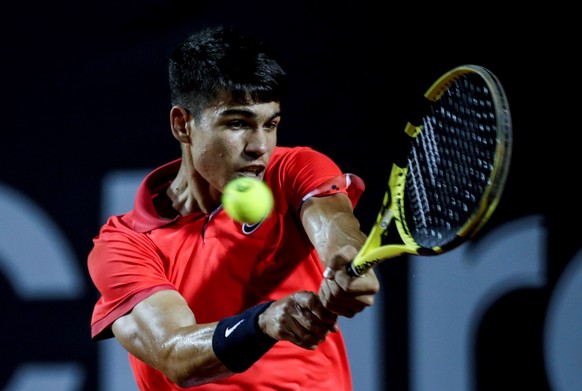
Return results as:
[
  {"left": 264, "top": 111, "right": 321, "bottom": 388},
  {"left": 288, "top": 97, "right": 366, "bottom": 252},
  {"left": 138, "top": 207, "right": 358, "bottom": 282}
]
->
[
  {"left": 300, "top": 193, "right": 366, "bottom": 264},
  {"left": 301, "top": 193, "right": 380, "bottom": 317},
  {"left": 159, "top": 324, "right": 229, "bottom": 387},
  {"left": 113, "top": 312, "right": 230, "bottom": 387},
  {"left": 157, "top": 303, "right": 277, "bottom": 387}
]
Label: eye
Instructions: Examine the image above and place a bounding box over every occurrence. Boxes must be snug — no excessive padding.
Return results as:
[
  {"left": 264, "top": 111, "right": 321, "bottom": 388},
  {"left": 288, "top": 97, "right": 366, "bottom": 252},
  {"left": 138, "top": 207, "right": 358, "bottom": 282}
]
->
[
  {"left": 228, "top": 120, "right": 249, "bottom": 130},
  {"left": 264, "top": 119, "right": 280, "bottom": 132}
]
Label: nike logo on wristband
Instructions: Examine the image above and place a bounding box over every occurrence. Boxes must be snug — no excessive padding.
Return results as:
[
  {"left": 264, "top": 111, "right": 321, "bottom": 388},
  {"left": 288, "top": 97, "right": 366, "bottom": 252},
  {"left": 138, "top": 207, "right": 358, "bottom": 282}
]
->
[{"left": 225, "top": 319, "right": 245, "bottom": 337}]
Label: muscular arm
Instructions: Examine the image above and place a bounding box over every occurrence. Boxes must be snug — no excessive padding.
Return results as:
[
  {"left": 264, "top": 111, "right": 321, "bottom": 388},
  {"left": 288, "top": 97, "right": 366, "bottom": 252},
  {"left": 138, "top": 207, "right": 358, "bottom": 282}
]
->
[
  {"left": 300, "top": 192, "right": 380, "bottom": 317},
  {"left": 112, "top": 290, "right": 225, "bottom": 387},
  {"left": 300, "top": 192, "right": 366, "bottom": 261},
  {"left": 112, "top": 289, "right": 337, "bottom": 387}
]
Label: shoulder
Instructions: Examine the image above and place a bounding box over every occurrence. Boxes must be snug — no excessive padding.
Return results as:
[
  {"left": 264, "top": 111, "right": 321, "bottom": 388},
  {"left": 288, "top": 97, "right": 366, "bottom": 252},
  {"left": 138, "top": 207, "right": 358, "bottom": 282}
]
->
[
  {"left": 266, "top": 146, "right": 342, "bottom": 189},
  {"left": 90, "top": 213, "right": 146, "bottom": 253},
  {"left": 265, "top": 146, "right": 345, "bottom": 212},
  {"left": 271, "top": 145, "right": 329, "bottom": 159},
  {"left": 268, "top": 146, "right": 339, "bottom": 173}
]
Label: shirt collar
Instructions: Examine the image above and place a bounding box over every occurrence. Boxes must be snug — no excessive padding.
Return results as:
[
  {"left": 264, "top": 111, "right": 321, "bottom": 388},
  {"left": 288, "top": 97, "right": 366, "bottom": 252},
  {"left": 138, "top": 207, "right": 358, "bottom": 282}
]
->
[{"left": 131, "top": 158, "right": 182, "bottom": 233}]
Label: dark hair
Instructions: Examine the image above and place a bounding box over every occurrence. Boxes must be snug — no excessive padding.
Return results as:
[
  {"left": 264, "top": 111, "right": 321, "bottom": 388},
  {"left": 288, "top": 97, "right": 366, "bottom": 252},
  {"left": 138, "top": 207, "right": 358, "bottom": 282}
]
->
[{"left": 168, "top": 26, "right": 287, "bottom": 119}]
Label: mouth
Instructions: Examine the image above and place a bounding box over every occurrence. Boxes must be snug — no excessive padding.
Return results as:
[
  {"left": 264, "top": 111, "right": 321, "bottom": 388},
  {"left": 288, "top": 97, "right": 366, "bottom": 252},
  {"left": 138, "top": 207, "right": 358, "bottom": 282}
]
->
[{"left": 237, "top": 165, "right": 265, "bottom": 178}]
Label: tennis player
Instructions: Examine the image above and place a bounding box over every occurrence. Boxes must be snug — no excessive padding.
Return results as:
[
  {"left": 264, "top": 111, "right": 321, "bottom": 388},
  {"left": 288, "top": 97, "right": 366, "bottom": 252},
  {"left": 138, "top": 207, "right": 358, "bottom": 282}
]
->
[{"left": 88, "top": 25, "right": 380, "bottom": 390}]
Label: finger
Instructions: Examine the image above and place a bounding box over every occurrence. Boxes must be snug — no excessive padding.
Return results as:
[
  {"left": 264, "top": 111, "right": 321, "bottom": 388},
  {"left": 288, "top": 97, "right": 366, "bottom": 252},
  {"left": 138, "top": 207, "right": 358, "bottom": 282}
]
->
[
  {"left": 323, "top": 245, "right": 359, "bottom": 278},
  {"left": 265, "top": 299, "right": 321, "bottom": 349},
  {"left": 280, "top": 296, "right": 334, "bottom": 349},
  {"left": 323, "top": 266, "right": 335, "bottom": 279},
  {"left": 277, "top": 327, "right": 319, "bottom": 350},
  {"left": 334, "top": 268, "right": 380, "bottom": 299},
  {"left": 302, "top": 291, "right": 339, "bottom": 326},
  {"left": 292, "top": 292, "right": 337, "bottom": 328},
  {"left": 320, "top": 278, "right": 372, "bottom": 316},
  {"left": 291, "top": 307, "right": 333, "bottom": 344},
  {"left": 319, "top": 279, "right": 350, "bottom": 314}
]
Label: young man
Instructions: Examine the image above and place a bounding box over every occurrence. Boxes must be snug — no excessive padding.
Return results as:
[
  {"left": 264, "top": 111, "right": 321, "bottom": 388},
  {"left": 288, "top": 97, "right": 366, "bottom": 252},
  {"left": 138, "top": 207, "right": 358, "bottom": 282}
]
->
[{"left": 88, "top": 25, "right": 380, "bottom": 390}]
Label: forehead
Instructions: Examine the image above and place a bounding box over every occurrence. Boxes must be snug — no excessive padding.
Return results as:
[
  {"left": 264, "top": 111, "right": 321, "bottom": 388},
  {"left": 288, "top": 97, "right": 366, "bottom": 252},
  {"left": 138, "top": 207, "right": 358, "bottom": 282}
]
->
[{"left": 205, "top": 96, "right": 281, "bottom": 120}]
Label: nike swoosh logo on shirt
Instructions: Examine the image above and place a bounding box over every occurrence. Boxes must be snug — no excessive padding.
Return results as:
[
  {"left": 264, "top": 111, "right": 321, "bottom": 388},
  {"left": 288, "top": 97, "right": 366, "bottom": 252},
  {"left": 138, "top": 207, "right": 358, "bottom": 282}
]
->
[
  {"left": 225, "top": 319, "right": 245, "bottom": 337},
  {"left": 242, "top": 219, "right": 264, "bottom": 234}
]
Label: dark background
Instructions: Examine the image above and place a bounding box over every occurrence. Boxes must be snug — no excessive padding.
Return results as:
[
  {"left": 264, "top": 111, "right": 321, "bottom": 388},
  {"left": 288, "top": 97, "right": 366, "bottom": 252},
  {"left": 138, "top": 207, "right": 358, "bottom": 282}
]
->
[{"left": 0, "top": 2, "right": 579, "bottom": 390}]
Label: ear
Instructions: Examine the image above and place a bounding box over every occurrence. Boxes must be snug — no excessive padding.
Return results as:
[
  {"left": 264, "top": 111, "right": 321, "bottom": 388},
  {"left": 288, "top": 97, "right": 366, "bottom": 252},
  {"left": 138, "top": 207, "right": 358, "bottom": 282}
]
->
[{"left": 170, "top": 106, "right": 192, "bottom": 143}]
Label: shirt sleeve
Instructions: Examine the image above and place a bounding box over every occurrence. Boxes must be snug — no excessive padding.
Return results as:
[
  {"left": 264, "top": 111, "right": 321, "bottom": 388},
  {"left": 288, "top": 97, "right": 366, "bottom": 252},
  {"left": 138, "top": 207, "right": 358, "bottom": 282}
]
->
[
  {"left": 271, "top": 146, "right": 365, "bottom": 212},
  {"left": 300, "top": 173, "right": 365, "bottom": 207},
  {"left": 87, "top": 215, "right": 176, "bottom": 340}
]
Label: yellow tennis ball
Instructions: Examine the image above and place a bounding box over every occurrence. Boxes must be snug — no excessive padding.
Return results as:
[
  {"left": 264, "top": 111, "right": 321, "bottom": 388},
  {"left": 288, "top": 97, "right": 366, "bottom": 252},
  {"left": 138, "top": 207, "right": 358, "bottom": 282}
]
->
[{"left": 221, "top": 177, "right": 274, "bottom": 223}]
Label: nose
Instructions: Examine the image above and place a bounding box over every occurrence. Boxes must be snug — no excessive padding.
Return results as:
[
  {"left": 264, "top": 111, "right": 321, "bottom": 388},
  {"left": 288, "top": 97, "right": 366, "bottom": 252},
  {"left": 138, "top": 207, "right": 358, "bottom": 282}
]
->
[{"left": 244, "top": 129, "right": 269, "bottom": 158}]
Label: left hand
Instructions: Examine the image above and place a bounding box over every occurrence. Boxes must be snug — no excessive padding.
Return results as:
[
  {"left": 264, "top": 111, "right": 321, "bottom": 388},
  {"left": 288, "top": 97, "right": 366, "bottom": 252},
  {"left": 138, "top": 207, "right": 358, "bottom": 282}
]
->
[{"left": 259, "top": 291, "right": 338, "bottom": 350}]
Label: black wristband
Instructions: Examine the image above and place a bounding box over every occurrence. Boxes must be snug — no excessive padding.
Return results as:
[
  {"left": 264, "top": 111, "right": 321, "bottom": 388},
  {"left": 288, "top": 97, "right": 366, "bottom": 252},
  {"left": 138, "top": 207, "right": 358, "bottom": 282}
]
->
[{"left": 212, "top": 301, "right": 277, "bottom": 373}]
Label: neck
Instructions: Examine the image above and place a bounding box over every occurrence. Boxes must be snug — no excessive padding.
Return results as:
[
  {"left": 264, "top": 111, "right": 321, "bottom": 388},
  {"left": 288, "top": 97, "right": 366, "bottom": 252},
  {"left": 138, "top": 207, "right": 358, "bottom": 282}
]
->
[{"left": 166, "top": 156, "right": 221, "bottom": 216}]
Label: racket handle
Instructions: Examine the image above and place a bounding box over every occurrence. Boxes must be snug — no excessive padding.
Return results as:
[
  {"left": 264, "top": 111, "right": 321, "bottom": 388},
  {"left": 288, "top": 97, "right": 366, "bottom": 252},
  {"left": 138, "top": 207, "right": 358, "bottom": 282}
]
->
[
  {"left": 323, "top": 261, "right": 367, "bottom": 278},
  {"left": 325, "top": 264, "right": 361, "bottom": 278},
  {"left": 345, "top": 262, "right": 360, "bottom": 278}
]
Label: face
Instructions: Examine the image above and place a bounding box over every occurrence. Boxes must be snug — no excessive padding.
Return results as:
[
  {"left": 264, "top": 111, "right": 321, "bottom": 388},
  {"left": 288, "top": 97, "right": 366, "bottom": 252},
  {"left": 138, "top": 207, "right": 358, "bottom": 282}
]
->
[{"left": 185, "top": 98, "right": 280, "bottom": 192}]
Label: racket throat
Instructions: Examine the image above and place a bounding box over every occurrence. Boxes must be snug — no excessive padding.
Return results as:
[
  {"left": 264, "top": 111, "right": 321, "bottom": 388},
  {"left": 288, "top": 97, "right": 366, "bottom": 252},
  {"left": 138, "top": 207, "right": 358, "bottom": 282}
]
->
[{"left": 380, "top": 209, "right": 394, "bottom": 229}]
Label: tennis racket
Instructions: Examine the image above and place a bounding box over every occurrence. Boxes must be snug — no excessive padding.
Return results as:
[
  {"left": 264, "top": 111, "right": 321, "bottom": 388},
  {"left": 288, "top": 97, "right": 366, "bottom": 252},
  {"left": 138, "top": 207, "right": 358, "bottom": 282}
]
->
[{"left": 347, "top": 64, "right": 512, "bottom": 277}]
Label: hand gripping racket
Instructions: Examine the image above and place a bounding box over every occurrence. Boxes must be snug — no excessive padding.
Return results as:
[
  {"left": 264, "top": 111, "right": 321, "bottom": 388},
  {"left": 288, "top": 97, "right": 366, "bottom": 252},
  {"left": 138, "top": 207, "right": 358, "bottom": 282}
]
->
[{"left": 347, "top": 64, "right": 512, "bottom": 277}]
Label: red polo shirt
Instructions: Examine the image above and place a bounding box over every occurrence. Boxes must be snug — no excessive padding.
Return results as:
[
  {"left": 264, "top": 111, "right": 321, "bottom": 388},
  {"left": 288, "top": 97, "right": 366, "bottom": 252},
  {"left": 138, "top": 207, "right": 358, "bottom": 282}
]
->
[{"left": 88, "top": 146, "right": 365, "bottom": 390}]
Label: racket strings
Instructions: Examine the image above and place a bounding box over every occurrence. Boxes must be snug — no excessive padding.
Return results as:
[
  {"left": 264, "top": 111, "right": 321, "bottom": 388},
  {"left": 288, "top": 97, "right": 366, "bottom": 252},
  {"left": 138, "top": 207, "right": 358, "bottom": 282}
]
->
[{"left": 405, "top": 73, "right": 498, "bottom": 248}]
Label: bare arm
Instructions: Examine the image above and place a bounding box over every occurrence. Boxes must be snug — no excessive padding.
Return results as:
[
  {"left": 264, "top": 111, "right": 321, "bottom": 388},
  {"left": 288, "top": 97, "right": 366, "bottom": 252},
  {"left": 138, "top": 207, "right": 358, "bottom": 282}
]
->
[
  {"left": 300, "top": 192, "right": 380, "bottom": 317},
  {"left": 112, "top": 290, "right": 225, "bottom": 387},
  {"left": 112, "top": 289, "right": 337, "bottom": 388}
]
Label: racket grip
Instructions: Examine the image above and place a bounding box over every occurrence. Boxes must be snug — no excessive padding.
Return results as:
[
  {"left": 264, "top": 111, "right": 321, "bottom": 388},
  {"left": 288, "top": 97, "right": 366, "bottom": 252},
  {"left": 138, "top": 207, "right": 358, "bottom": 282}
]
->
[
  {"left": 345, "top": 262, "right": 360, "bottom": 278},
  {"left": 326, "top": 264, "right": 362, "bottom": 278}
]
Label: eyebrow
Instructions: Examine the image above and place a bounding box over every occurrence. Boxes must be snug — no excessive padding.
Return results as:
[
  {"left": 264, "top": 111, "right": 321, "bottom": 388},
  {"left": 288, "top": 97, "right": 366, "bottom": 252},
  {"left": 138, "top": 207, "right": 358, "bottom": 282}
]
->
[{"left": 219, "top": 108, "right": 281, "bottom": 122}]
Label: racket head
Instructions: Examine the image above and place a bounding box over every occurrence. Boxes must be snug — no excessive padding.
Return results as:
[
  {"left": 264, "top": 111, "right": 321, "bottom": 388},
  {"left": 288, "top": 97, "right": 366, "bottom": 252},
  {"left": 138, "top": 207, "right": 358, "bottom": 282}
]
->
[
  {"left": 398, "top": 64, "right": 512, "bottom": 253},
  {"left": 350, "top": 64, "right": 512, "bottom": 276}
]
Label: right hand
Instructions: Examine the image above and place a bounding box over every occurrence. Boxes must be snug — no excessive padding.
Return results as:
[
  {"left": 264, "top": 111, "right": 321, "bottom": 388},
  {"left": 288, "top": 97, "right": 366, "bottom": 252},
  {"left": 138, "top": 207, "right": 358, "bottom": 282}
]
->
[
  {"left": 319, "top": 244, "right": 380, "bottom": 318},
  {"left": 258, "top": 291, "right": 338, "bottom": 350}
]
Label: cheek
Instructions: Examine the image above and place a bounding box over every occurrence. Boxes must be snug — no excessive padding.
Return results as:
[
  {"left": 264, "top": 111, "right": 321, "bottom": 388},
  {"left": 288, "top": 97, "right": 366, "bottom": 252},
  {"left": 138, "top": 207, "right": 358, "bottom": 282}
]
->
[
  {"left": 201, "top": 138, "right": 238, "bottom": 159},
  {"left": 190, "top": 141, "right": 231, "bottom": 178},
  {"left": 269, "top": 133, "right": 277, "bottom": 148}
]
